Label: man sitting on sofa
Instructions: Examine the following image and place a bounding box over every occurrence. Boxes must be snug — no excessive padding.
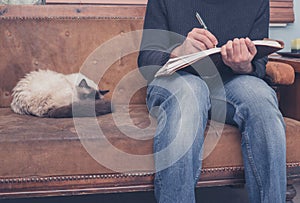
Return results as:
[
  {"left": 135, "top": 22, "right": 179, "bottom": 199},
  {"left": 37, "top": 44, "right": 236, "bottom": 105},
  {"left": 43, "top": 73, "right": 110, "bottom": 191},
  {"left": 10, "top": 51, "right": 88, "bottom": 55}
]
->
[{"left": 138, "top": 0, "right": 286, "bottom": 202}]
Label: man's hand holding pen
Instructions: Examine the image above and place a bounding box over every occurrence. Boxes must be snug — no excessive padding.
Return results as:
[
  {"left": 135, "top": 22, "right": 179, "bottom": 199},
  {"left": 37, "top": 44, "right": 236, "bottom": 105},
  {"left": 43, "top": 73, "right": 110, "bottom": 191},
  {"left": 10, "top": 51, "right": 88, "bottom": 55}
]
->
[
  {"left": 171, "top": 12, "right": 257, "bottom": 74},
  {"left": 171, "top": 12, "right": 218, "bottom": 57},
  {"left": 171, "top": 28, "right": 218, "bottom": 57}
]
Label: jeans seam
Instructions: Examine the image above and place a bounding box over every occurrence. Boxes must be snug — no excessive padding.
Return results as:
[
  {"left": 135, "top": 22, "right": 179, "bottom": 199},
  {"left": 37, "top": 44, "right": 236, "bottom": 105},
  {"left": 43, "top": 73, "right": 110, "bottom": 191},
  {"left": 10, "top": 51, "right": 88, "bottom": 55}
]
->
[
  {"left": 147, "top": 89, "right": 167, "bottom": 198},
  {"left": 151, "top": 92, "right": 169, "bottom": 101},
  {"left": 213, "top": 89, "right": 249, "bottom": 126},
  {"left": 155, "top": 134, "right": 163, "bottom": 197},
  {"left": 193, "top": 153, "right": 203, "bottom": 185},
  {"left": 147, "top": 87, "right": 170, "bottom": 103},
  {"left": 210, "top": 96, "right": 235, "bottom": 110},
  {"left": 218, "top": 90, "right": 265, "bottom": 202},
  {"left": 243, "top": 131, "right": 264, "bottom": 202}
]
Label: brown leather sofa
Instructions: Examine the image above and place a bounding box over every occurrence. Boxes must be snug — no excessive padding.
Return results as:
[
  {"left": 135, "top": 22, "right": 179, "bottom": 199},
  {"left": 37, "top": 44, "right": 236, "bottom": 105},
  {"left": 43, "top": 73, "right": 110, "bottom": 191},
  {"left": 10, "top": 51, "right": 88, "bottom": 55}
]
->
[{"left": 0, "top": 5, "right": 300, "bottom": 202}]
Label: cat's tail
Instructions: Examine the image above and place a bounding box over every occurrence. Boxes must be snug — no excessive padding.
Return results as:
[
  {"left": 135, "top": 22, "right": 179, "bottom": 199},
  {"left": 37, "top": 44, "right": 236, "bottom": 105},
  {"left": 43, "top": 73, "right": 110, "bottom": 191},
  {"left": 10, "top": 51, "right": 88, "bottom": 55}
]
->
[
  {"left": 47, "top": 100, "right": 112, "bottom": 118},
  {"left": 10, "top": 85, "right": 32, "bottom": 115}
]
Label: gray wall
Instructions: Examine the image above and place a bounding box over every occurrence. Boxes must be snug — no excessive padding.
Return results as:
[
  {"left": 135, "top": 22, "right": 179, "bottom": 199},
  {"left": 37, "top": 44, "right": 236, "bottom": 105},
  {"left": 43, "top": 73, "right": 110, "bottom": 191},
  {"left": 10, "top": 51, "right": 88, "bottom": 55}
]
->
[{"left": 269, "top": 0, "right": 300, "bottom": 52}]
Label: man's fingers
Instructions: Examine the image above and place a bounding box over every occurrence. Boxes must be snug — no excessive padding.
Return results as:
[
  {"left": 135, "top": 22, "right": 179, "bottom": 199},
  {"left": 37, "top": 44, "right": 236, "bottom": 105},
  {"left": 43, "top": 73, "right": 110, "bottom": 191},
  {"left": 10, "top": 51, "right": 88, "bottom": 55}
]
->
[
  {"left": 233, "top": 38, "right": 241, "bottom": 58},
  {"left": 221, "top": 45, "right": 227, "bottom": 59},
  {"left": 240, "top": 38, "right": 249, "bottom": 59},
  {"left": 189, "top": 33, "right": 213, "bottom": 49},
  {"left": 225, "top": 40, "right": 234, "bottom": 59},
  {"left": 197, "top": 29, "right": 218, "bottom": 47},
  {"left": 191, "top": 28, "right": 218, "bottom": 49},
  {"left": 246, "top": 37, "right": 257, "bottom": 56},
  {"left": 183, "top": 38, "right": 206, "bottom": 53},
  {"left": 190, "top": 38, "right": 207, "bottom": 51}
]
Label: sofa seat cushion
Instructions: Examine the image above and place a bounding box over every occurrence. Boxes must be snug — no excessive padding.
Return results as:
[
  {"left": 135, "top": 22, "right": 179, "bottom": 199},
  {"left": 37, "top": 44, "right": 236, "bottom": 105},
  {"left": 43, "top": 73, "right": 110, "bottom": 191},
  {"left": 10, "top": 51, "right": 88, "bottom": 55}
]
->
[{"left": 1, "top": 105, "right": 300, "bottom": 196}]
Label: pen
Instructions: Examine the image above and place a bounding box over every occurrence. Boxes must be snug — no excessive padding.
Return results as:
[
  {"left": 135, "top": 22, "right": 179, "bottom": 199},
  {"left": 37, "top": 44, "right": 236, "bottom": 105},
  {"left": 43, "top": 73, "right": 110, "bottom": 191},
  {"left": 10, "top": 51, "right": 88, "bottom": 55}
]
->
[
  {"left": 196, "top": 12, "right": 208, "bottom": 30},
  {"left": 196, "top": 12, "right": 217, "bottom": 47}
]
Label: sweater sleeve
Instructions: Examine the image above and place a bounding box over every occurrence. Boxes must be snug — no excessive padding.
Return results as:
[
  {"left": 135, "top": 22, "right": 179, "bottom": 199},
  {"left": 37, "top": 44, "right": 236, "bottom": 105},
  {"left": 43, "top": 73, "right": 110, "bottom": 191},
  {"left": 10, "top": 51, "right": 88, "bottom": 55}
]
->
[
  {"left": 137, "top": 0, "right": 182, "bottom": 82},
  {"left": 249, "top": 0, "right": 270, "bottom": 78}
]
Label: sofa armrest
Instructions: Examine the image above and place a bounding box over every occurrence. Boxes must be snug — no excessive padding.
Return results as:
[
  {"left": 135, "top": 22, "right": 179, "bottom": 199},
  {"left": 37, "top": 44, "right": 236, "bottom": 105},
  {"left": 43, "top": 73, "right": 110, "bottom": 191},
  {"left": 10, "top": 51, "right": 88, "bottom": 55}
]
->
[{"left": 265, "top": 61, "right": 295, "bottom": 85}]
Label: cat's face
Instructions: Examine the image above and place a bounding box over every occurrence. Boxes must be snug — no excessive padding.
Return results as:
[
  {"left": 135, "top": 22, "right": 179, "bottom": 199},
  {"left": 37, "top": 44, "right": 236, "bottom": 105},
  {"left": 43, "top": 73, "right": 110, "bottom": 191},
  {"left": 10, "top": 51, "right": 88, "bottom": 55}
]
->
[{"left": 76, "top": 79, "right": 109, "bottom": 100}]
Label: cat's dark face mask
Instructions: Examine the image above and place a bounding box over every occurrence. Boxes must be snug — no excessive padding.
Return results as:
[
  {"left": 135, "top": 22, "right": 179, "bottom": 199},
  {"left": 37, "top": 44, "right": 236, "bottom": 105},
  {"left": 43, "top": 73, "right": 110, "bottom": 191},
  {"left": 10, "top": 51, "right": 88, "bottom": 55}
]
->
[
  {"left": 95, "top": 90, "right": 109, "bottom": 100},
  {"left": 78, "top": 79, "right": 109, "bottom": 100}
]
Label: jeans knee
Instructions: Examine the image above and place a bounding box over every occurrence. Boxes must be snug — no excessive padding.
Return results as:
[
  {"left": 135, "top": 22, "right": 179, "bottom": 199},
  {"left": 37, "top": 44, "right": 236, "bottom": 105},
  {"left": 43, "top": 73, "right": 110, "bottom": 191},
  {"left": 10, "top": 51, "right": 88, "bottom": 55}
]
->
[
  {"left": 147, "top": 72, "right": 211, "bottom": 114},
  {"left": 228, "top": 77, "right": 280, "bottom": 122},
  {"left": 148, "top": 73, "right": 209, "bottom": 172}
]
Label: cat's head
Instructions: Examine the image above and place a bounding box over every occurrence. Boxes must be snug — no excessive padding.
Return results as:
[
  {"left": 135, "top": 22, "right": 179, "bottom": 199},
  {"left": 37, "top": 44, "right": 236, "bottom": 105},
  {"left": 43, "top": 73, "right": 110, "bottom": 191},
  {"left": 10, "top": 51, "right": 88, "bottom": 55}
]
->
[{"left": 76, "top": 79, "right": 109, "bottom": 100}]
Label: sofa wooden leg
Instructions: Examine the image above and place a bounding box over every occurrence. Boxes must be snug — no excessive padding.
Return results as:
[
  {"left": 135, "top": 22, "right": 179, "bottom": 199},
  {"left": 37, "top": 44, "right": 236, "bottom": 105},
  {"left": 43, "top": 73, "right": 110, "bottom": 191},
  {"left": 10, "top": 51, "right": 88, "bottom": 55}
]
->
[{"left": 286, "top": 180, "right": 297, "bottom": 203}]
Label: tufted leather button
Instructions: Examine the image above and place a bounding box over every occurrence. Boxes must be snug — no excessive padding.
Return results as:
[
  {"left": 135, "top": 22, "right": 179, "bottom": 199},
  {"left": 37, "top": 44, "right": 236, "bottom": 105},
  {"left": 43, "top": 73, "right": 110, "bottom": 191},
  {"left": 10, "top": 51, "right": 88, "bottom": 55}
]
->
[
  {"left": 65, "top": 31, "right": 70, "bottom": 37},
  {"left": 6, "top": 30, "right": 11, "bottom": 37}
]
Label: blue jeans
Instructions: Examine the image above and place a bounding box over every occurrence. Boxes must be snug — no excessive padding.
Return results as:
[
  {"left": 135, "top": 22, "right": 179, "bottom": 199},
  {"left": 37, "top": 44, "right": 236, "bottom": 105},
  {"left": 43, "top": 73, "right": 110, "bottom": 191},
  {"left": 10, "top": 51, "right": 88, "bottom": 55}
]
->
[{"left": 146, "top": 71, "right": 286, "bottom": 203}]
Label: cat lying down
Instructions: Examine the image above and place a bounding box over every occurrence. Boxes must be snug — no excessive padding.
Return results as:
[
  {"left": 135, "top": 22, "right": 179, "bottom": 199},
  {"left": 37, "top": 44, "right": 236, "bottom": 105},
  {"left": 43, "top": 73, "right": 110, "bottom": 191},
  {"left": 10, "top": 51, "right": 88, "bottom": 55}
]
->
[{"left": 10, "top": 69, "right": 112, "bottom": 118}]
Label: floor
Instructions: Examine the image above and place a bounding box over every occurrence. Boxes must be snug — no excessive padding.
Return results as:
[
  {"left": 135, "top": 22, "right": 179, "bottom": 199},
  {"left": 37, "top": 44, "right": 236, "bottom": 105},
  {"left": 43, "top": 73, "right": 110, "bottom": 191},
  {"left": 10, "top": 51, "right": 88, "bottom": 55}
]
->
[{"left": 2, "top": 182, "right": 300, "bottom": 203}]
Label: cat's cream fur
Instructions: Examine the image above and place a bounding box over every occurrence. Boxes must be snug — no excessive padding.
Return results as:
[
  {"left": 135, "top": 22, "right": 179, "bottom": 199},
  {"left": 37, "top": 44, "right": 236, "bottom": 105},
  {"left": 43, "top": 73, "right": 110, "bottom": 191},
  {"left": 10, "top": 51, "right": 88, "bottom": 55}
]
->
[{"left": 11, "top": 69, "right": 101, "bottom": 117}]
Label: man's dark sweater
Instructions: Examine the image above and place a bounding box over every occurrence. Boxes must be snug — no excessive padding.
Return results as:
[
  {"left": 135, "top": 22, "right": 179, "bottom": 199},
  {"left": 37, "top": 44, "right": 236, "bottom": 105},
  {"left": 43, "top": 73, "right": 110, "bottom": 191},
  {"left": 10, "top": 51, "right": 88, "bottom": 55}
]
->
[{"left": 138, "top": 0, "right": 269, "bottom": 83}]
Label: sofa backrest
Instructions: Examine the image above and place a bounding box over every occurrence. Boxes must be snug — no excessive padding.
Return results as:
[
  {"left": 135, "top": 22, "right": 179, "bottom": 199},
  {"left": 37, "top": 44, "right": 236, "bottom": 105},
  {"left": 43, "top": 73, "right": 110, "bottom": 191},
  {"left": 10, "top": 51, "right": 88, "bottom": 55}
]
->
[
  {"left": 0, "top": 5, "right": 147, "bottom": 107},
  {"left": 0, "top": 3, "right": 295, "bottom": 107}
]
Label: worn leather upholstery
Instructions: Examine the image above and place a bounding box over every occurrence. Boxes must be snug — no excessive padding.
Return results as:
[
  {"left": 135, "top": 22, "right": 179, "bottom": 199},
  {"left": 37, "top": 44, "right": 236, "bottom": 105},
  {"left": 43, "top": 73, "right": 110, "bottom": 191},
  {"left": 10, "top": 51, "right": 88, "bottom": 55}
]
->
[{"left": 0, "top": 5, "right": 299, "bottom": 200}]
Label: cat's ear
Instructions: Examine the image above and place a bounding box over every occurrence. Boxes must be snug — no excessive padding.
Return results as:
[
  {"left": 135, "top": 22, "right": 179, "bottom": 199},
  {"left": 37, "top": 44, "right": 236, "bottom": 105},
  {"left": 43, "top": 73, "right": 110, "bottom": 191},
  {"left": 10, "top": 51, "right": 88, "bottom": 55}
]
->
[
  {"left": 99, "top": 90, "right": 109, "bottom": 95},
  {"left": 78, "top": 79, "right": 90, "bottom": 89}
]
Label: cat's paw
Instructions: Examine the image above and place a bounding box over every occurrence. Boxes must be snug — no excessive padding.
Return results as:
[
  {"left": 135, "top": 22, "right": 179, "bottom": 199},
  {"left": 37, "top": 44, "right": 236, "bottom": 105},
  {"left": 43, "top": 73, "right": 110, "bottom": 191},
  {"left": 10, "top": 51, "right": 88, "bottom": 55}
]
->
[
  {"left": 47, "top": 105, "right": 73, "bottom": 118},
  {"left": 95, "top": 100, "right": 112, "bottom": 116}
]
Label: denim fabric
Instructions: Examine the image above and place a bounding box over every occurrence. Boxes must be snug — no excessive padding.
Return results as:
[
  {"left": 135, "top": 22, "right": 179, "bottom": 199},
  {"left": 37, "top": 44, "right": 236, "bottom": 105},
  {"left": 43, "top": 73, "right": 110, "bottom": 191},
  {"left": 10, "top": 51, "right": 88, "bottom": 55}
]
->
[{"left": 146, "top": 71, "right": 286, "bottom": 203}]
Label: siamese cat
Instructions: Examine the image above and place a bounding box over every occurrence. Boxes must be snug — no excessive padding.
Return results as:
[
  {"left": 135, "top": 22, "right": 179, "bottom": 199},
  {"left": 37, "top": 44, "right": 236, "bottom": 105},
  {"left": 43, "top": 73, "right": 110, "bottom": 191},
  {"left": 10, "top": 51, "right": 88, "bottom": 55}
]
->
[{"left": 11, "top": 69, "right": 112, "bottom": 118}]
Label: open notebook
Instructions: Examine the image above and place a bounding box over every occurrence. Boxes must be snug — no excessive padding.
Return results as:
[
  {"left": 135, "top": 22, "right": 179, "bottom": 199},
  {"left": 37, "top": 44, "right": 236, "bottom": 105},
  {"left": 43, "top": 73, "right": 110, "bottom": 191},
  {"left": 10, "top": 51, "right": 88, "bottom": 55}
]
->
[{"left": 155, "top": 39, "right": 284, "bottom": 77}]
